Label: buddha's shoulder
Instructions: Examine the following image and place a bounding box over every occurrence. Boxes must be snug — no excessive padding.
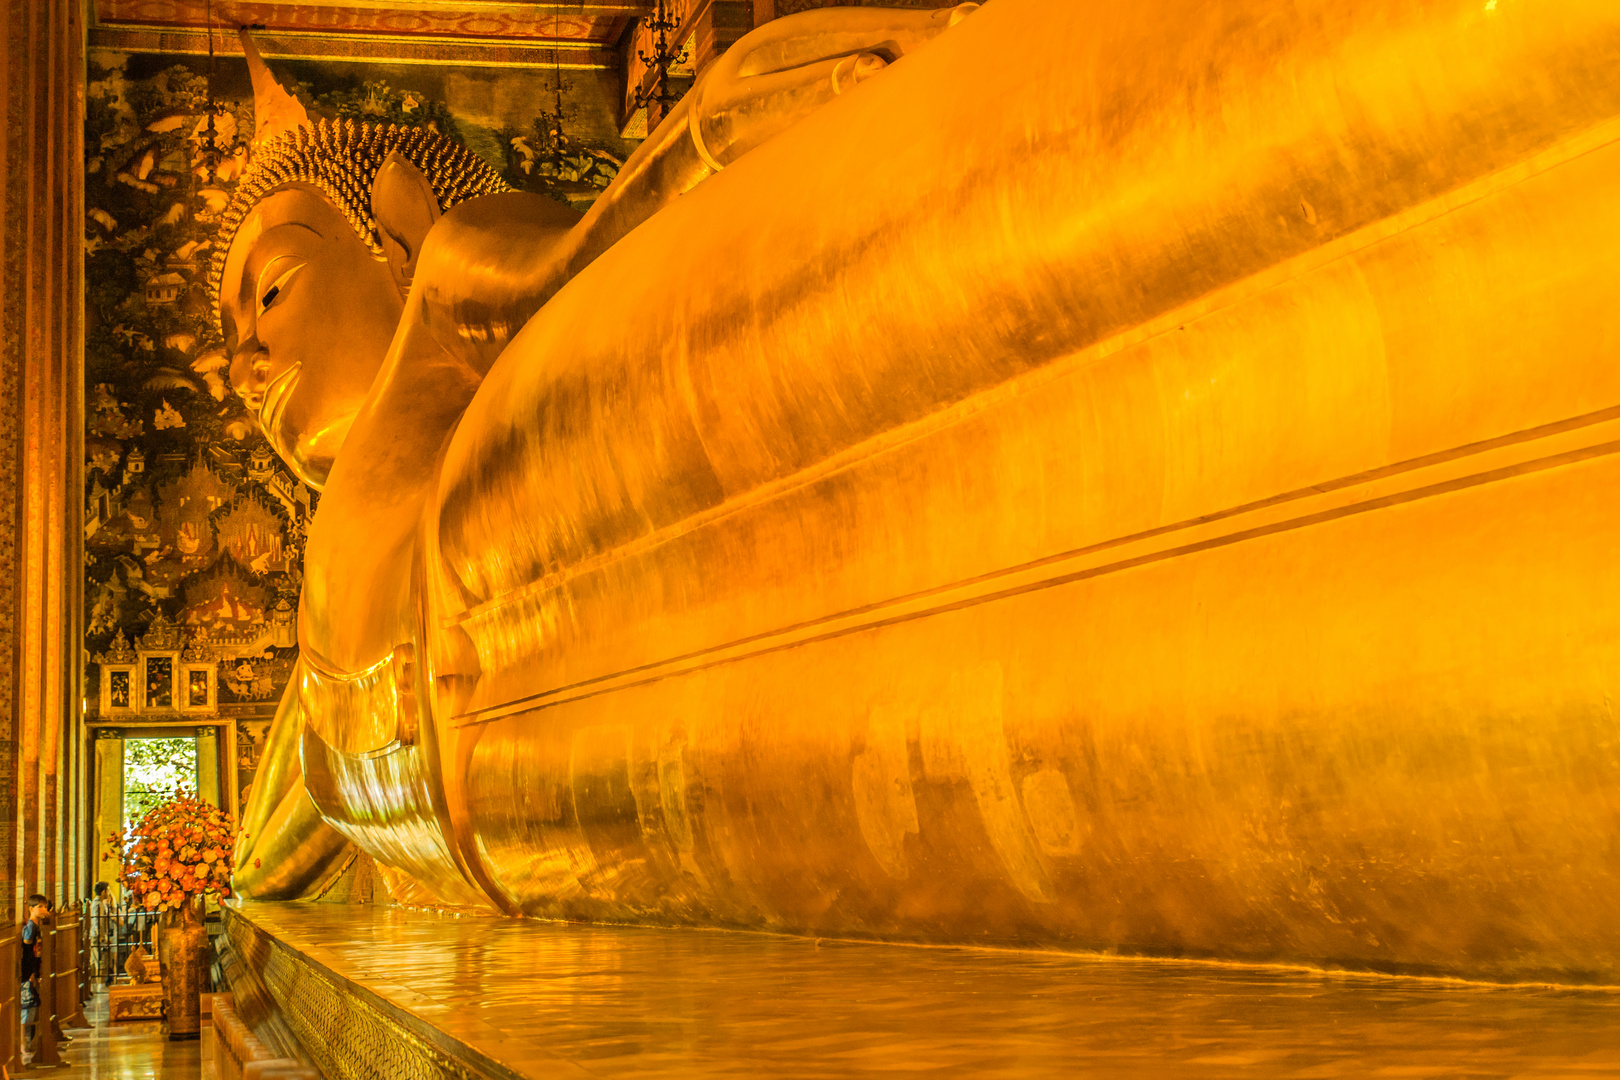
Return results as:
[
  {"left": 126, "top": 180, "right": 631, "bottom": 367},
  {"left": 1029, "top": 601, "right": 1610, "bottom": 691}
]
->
[
  {"left": 411, "top": 192, "right": 581, "bottom": 358},
  {"left": 420, "top": 191, "right": 581, "bottom": 273}
]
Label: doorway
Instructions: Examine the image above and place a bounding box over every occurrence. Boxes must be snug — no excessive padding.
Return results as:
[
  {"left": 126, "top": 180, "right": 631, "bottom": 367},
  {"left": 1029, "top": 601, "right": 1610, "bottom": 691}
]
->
[
  {"left": 89, "top": 725, "right": 229, "bottom": 909},
  {"left": 121, "top": 736, "right": 197, "bottom": 831}
]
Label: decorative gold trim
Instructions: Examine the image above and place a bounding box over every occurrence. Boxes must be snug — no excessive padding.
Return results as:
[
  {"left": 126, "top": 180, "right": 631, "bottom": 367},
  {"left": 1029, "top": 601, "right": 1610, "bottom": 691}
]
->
[{"left": 223, "top": 910, "right": 505, "bottom": 1080}]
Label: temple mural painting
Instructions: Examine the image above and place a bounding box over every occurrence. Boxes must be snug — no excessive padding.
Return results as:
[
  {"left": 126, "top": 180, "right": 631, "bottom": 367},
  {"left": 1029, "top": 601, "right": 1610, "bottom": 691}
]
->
[
  {"left": 83, "top": 48, "right": 636, "bottom": 814},
  {"left": 234, "top": 719, "right": 273, "bottom": 821}
]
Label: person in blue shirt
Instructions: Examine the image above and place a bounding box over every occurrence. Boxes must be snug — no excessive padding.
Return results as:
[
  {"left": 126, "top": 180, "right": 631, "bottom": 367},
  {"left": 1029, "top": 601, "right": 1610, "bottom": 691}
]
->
[{"left": 20, "top": 894, "right": 48, "bottom": 1063}]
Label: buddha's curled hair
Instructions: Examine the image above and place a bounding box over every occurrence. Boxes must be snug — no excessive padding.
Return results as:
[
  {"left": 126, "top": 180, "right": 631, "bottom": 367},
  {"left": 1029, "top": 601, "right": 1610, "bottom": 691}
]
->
[{"left": 208, "top": 118, "right": 509, "bottom": 327}]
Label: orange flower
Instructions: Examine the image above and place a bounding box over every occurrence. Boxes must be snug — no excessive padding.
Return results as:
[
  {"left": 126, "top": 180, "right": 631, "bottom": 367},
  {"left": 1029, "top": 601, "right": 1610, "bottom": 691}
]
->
[{"left": 120, "top": 790, "right": 238, "bottom": 902}]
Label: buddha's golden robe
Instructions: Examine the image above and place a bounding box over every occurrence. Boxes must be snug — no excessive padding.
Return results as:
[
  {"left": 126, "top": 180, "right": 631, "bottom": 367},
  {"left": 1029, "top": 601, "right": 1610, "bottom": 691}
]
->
[{"left": 241, "top": 0, "right": 1620, "bottom": 982}]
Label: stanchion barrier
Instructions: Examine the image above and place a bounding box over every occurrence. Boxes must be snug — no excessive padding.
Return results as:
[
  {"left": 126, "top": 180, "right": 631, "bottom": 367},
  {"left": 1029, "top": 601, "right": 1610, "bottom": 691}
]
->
[
  {"left": 91, "top": 906, "right": 162, "bottom": 987},
  {"left": 54, "top": 908, "right": 89, "bottom": 1029},
  {"left": 75, "top": 902, "right": 90, "bottom": 1013},
  {"left": 210, "top": 994, "right": 317, "bottom": 1080},
  {"left": 0, "top": 926, "right": 18, "bottom": 1074}
]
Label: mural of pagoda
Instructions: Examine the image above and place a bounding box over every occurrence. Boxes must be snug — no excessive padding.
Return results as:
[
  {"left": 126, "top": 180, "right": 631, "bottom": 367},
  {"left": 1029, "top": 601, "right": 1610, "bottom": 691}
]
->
[
  {"left": 183, "top": 564, "right": 268, "bottom": 639},
  {"left": 215, "top": 497, "right": 289, "bottom": 574},
  {"left": 156, "top": 458, "right": 232, "bottom": 565}
]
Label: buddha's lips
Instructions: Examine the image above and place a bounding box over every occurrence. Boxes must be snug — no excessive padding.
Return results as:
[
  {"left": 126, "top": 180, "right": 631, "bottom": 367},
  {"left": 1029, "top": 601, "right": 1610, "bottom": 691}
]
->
[{"left": 259, "top": 362, "right": 301, "bottom": 442}]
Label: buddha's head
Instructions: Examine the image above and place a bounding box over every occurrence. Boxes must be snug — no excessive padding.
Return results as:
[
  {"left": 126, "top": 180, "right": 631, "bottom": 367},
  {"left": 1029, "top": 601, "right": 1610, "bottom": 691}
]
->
[{"left": 211, "top": 36, "right": 507, "bottom": 489}]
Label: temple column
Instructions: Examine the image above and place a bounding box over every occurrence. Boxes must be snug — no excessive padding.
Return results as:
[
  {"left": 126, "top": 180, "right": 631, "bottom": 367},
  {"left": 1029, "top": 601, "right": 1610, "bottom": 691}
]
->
[
  {"left": 0, "top": 0, "right": 87, "bottom": 916},
  {"left": 92, "top": 732, "right": 122, "bottom": 896},
  {"left": 196, "top": 726, "right": 220, "bottom": 808},
  {"left": 687, "top": 1, "right": 754, "bottom": 77}
]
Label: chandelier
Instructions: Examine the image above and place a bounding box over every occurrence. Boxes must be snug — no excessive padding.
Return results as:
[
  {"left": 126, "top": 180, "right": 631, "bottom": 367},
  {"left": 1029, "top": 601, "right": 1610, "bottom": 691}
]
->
[{"left": 634, "top": 0, "right": 684, "bottom": 114}]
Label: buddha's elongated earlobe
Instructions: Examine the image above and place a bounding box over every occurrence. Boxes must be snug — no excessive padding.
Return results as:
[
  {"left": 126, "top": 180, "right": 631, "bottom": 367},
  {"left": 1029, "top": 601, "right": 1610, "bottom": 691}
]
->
[{"left": 371, "top": 151, "right": 441, "bottom": 294}]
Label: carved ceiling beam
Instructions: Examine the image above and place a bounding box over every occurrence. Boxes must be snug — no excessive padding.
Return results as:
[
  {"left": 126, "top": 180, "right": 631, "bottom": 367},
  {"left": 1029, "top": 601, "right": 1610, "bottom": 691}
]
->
[
  {"left": 90, "top": 1, "right": 653, "bottom": 41},
  {"left": 87, "top": 24, "right": 621, "bottom": 69},
  {"left": 90, "top": 0, "right": 656, "bottom": 18}
]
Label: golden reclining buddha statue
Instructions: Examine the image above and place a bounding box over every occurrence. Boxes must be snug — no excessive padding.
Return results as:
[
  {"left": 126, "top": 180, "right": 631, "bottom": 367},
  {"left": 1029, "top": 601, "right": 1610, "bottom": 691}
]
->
[{"left": 226, "top": 0, "right": 1620, "bottom": 981}]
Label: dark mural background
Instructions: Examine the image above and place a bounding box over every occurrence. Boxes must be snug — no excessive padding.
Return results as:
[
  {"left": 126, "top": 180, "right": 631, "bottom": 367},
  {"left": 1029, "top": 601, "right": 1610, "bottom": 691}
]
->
[{"left": 84, "top": 47, "right": 635, "bottom": 812}]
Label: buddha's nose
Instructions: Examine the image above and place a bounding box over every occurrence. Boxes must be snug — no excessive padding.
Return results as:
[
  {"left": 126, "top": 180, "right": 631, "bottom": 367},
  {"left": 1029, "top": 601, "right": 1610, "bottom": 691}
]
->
[{"left": 230, "top": 342, "right": 272, "bottom": 411}]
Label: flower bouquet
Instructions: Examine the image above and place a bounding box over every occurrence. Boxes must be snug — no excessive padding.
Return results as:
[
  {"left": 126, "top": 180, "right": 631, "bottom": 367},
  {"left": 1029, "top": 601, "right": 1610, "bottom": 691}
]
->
[
  {"left": 108, "top": 788, "right": 236, "bottom": 910},
  {"left": 106, "top": 789, "right": 235, "bottom": 1040}
]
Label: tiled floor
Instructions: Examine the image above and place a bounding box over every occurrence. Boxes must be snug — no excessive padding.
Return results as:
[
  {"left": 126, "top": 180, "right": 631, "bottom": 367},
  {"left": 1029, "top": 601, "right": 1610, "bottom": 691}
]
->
[
  {"left": 235, "top": 901, "right": 1620, "bottom": 1079},
  {"left": 25, "top": 992, "right": 209, "bottom": 1078}
]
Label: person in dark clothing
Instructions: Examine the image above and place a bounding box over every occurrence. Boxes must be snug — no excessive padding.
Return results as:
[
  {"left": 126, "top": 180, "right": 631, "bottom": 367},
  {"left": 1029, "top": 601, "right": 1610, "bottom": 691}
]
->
[
  {"left": 20, "top": 893, "right": 48, "bottom": 1063},
  {"left": 89, "top": 882, "right": 114, "bottom": 987}
]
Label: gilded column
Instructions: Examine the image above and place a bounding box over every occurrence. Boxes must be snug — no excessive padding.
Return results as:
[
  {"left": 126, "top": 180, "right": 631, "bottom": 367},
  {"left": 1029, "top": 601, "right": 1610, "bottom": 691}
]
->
[
  {"left": 196, "top": 727, "right": 220, "bottom": 808},
  {"left": 92, "top": 731, "right": 121, "bottom": 895},
  {"left": 0, "top": 0, "right": 86, "bottom": 916}
]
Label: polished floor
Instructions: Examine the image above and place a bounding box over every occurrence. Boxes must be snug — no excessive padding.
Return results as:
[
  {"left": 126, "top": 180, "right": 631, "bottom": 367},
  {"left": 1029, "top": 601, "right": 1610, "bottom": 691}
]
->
[
  {"left": 25, "top": 991, "right": 209, "bottom": 1078},
  {"left": 234, "top": 901, "right": 1620, "bottom": 1079}
]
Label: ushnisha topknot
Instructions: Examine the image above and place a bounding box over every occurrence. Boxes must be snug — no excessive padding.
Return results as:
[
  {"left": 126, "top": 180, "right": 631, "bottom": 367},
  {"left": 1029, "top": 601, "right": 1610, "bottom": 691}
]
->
[{"left": 208, "top": 118, "right": 510, "bottom": 334}]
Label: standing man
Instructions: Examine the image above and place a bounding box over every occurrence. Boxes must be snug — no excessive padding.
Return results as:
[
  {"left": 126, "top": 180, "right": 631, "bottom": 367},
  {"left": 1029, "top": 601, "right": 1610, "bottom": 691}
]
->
[
  {"left": 20, "top": 894, "right": 48, "bottom": 1064},
  {"left": 89, "top": 883, "right": 114, "bottom": 989}
]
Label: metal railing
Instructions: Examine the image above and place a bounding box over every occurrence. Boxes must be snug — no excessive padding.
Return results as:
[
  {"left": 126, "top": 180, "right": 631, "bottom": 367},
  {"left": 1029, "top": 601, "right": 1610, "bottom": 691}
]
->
[{"left": 85, "top": 905, "right": 165, "bottom": 987}]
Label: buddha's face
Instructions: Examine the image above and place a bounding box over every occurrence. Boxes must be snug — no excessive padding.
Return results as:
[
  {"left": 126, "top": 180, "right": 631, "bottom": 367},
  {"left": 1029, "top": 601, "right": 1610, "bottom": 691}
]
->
[{"left": 218, "top": 185, "right": 404, "bottom": 489}]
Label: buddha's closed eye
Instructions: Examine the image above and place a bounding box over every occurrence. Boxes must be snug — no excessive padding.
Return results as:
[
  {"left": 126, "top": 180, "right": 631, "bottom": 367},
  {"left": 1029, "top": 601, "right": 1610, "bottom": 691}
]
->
[{"left": 256, "top": 260, "right": 306, "bottom": 318}]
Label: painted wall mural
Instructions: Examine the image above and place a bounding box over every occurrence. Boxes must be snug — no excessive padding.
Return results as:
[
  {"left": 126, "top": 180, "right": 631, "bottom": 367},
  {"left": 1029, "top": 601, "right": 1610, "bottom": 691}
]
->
[{"left": 84, "top": 48, "right": 638, "bottom": 812}]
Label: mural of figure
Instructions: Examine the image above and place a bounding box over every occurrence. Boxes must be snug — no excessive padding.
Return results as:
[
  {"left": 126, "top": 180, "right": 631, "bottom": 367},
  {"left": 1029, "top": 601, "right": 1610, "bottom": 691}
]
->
[
  {"left": 144, "top": 657, "right": 172, "bottom": 710},
  {"left": 188, "top": 669, "right": 209, "bottom": 708}
]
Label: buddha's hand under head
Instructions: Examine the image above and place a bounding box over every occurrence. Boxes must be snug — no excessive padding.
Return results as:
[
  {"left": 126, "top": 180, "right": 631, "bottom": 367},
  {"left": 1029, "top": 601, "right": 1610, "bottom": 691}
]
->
[
  {"left": 688, "top": 4, "right": 982, "bottom": 170},
  {"left": 565, "top": 5, "right": 983, "bottom": 295}
]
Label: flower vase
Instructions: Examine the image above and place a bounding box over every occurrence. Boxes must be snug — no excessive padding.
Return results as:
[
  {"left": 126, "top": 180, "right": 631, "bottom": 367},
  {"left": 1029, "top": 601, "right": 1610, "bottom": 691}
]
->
[{"left": 160, "top": 897, "right": 208, "bottom": 1041}]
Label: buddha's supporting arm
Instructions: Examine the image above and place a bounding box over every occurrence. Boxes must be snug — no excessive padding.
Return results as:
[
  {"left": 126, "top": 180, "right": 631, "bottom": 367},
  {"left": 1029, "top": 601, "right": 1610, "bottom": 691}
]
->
[
  {"left": 227, "top": 8, "right": 979, "bottom": 902},
  {"left": 526, "top": 5, "right": 981, "bottom": 323},
  {"left": 259, "top": 5, "right": 985, "bottom": 903},
  {"left": 231, "top": 668, "right": 354, "bottom": 899}
]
